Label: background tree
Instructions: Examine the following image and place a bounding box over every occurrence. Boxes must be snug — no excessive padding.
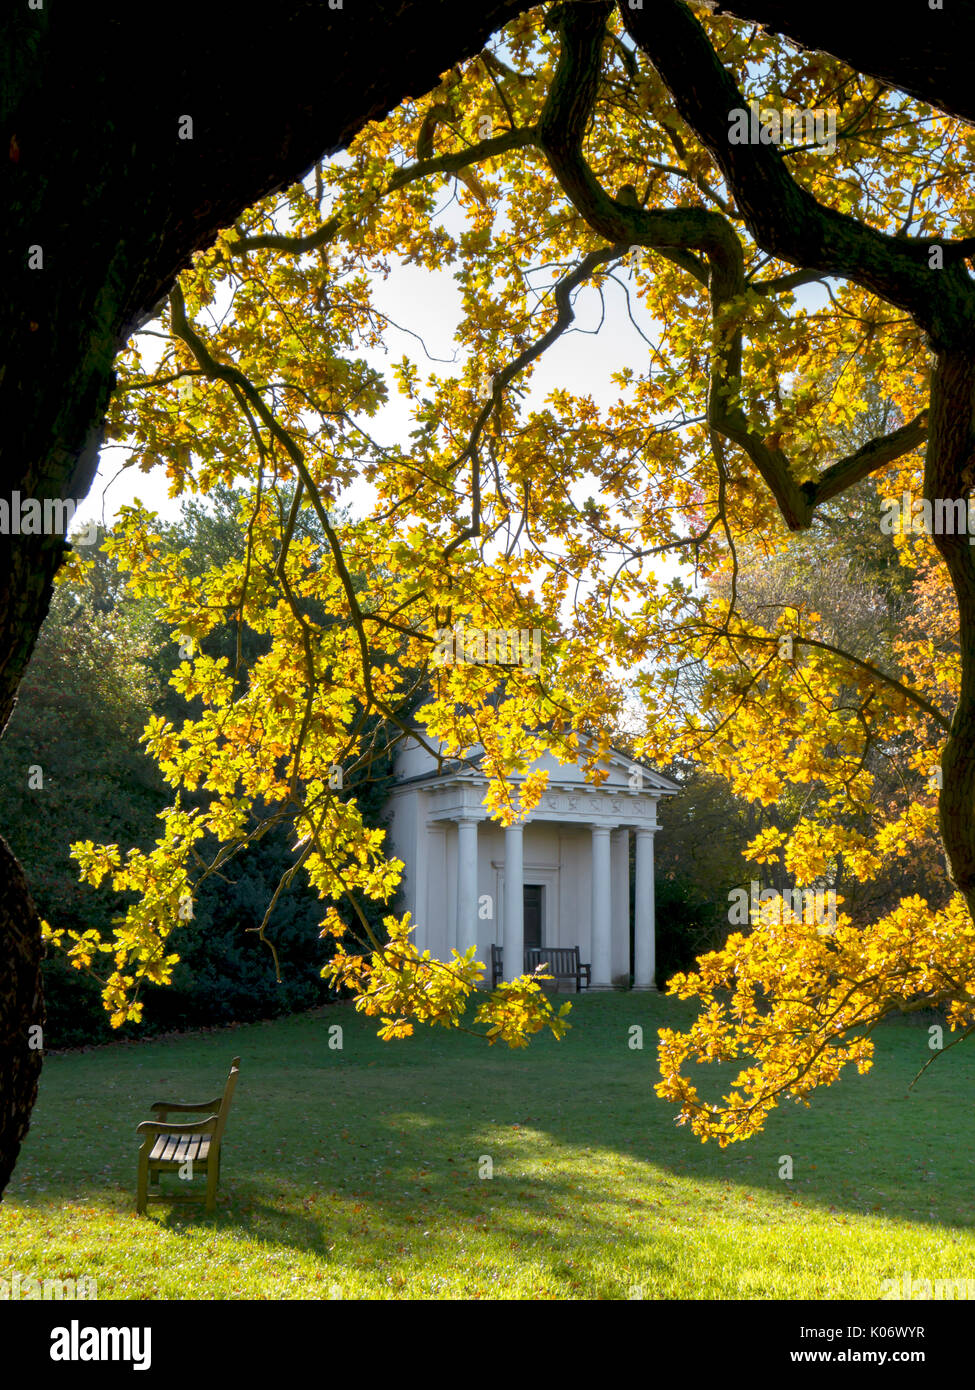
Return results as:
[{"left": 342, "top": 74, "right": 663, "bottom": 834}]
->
[
  {"left": 140, "top": 487, "right": 402, "bottom": 1037},
  {"left": 0, "top": 537, "right": 163, "bottom": 1043},
  {"left": 694, "top": 376, "right": 952, "bottom": 925},
  {"left": 0, "top": 489, "right": 401, "bottom": 1046},
  {"left": 651, "top": 765, "right": 756, "bottom": 983}
]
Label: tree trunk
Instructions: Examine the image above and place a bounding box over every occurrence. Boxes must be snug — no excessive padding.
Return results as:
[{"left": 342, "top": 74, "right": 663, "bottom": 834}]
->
[
  {"left": 927, "top": 350, "right": 975, "bottom": 910},
  {"left": 0, "top": 837, "right": 43, "bottom": 1198}
]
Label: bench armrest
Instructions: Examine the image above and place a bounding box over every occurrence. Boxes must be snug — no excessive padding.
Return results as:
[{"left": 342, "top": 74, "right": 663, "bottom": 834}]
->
[
  {"left": 150, "top": 1097, "right": 222, "bottom": 1115},
  {"left": 136, "top": 1115, "right": 218, "bottom": 1136}
]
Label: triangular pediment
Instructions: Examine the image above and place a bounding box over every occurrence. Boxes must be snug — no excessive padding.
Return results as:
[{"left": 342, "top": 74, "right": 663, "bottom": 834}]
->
[{"left": 392, "top": 729, "right": 679, "bottom": 795}]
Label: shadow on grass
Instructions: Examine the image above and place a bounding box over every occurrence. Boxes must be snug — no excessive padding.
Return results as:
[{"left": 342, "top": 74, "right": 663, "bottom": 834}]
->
[{"left": 8, "top": 993, "right": 975, "bottom": 1263}]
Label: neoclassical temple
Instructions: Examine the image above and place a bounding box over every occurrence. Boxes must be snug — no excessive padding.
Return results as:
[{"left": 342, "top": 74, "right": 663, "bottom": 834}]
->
[{"left": 385, "top": 735, "right": 679, "bottom": 989}]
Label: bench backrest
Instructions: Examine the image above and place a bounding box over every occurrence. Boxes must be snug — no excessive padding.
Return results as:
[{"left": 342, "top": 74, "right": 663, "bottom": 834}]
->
[
  {"left": 526, "top": 947, "right": 580, "bottom": 974},
  {"left": 212, "top": 1057, "right": 240, "bottom": 1145}
]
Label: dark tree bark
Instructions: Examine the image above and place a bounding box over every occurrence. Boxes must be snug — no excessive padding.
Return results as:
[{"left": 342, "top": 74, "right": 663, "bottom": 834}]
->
[
  {"left": 717, "top": 2, "right": 975, "bottom": 128},
  {"left": 3, "top": 0, "right": 975, "bottom": 1197},
  {"left": 0, "top": 839, "right": 43, "bottom": 1198},
  {"left": 925, "top": 351, "right": 975, "bottom": 905}
]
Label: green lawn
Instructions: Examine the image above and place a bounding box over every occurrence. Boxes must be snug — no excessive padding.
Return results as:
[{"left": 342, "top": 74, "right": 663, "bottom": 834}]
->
[{"left": 2, "top": 992, "right": 974, "bottom": 1299}]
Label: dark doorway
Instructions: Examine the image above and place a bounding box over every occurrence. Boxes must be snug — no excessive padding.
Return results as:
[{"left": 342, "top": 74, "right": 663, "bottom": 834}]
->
[{"left": 523, "top": 884, "right": 544, "bottom": 950}]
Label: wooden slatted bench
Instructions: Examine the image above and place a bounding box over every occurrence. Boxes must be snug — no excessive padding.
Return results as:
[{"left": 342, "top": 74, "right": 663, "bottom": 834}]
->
[
  {"left": 491, "top": 944, "right": 592, "bottom": 991},
  {"left": 136, "top": 1056, "right": 240, "bottom": 1214},
  {"left": 525, "top": 946, "right": 591, "bottom": 992},
  {"left": 491, "top": 943, "right": 504, "bottom": 988}
]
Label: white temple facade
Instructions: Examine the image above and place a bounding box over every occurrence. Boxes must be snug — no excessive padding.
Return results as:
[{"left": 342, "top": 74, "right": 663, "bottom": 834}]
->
[{"left": 385, "top": 736, "right": 679, "bottom": 989}]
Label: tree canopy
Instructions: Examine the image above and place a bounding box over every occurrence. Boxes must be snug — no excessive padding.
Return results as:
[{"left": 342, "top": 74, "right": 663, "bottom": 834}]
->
[
  {"left": 9, "top": 0, "right": 975, "bottom": 1195},
  {"left": 34, "top": 0, "right": 975, "bottom": 1145}
]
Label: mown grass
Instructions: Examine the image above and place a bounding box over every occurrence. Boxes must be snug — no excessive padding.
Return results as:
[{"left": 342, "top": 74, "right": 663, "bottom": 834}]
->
[{"left": 2, "top": 993, "right": 974, "bottom": 1299}]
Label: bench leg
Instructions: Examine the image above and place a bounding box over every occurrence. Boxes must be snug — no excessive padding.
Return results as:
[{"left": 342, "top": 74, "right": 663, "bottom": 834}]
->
[
  {"left": 205, "top": 1152, "right": 220, "bottom": 1213},
  {"left": 136, "top": 1149, "right": 150, "bottom": 1215}
]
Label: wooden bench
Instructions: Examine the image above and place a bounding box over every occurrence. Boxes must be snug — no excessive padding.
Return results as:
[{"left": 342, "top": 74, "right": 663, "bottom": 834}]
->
[
  {"left": 491, "top": 943, "right": 504, "bottom": 987},
  {"left": 491, "top": 944, "right": 592, "bottom": 992},
  {"left": 136, "top": 1056, "right": 240, "bottom": 1214},
  {"left": 524, "top": 946, "right": 591, "bottom": 992}
]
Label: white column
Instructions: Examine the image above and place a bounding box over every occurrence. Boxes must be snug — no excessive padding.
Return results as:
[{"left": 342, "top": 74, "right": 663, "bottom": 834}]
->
[
  {"left": 611, "top": 828, "right": 630, "bottom": 984},
  {"left": 503, "top": 824, "right": 524, "bottom": 982},
  {"left": 456, "top": 818, "right": 479, "bottom": 956},
  {"left": 634, "top": 828, "right": 656, "bottom": 990},
  {"left": 412, "top": 790, "right": 428, "bottom": 954},
  {"left": 591, "top": 825, "right": 612, "bottom": 989}
]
